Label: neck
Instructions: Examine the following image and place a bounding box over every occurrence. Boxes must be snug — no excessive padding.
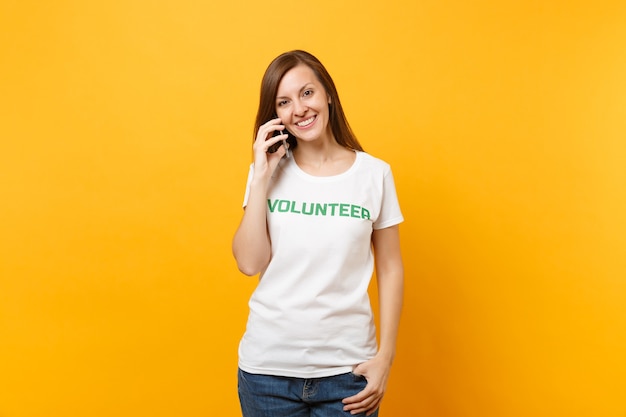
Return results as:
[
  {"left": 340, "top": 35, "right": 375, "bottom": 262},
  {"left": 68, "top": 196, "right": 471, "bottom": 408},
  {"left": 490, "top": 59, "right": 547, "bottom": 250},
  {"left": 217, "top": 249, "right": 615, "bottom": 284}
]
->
[
  {"left": 292, "top": 140, "right": 356, "bottom": 176},
  {"left": 294, "top": 139, "right": 341, "bottom": 162}
]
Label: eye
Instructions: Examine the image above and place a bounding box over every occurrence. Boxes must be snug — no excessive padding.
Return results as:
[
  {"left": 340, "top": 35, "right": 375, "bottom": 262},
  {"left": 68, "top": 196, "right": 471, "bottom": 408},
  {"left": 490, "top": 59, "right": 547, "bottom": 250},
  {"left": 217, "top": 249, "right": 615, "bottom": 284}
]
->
[
  {"left": 303, "top": 89, "right": 313, "bottom": 97},
  {"left": 277, "top": 99, "right": 288, "bottom": 107}
]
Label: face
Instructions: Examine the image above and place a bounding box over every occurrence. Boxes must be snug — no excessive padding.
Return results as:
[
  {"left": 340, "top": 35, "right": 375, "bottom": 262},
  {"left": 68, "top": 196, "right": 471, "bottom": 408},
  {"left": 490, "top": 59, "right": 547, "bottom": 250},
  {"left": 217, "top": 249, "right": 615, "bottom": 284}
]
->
[{"left": 275, "top": 64, "right": 332, "bottom": 144}]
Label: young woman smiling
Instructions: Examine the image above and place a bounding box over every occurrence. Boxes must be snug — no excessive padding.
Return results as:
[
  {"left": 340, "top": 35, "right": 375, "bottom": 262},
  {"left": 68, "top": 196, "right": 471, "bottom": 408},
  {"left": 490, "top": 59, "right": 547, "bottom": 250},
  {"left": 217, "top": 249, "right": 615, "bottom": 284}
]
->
[{"left": 232, "top": 50, "right": 404, "bottom": 417}]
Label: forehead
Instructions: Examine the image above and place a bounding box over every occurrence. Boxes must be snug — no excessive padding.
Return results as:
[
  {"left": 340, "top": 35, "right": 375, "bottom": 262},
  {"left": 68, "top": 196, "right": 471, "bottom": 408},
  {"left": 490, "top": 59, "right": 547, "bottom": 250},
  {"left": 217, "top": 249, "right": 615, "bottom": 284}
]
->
[{"left": 276, "top": 64, "right": 320, "bottom": 95}]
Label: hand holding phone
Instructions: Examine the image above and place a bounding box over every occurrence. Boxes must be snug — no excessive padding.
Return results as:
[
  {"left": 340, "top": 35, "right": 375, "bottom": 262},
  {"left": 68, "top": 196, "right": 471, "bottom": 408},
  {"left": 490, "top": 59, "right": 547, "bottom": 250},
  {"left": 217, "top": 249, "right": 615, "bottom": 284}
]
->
[
  {"left": 267, "top": 129, "right": 286, "bottom": 154},
  {"left": 266, "top": 117, "right": 290, "bottom": 158}
]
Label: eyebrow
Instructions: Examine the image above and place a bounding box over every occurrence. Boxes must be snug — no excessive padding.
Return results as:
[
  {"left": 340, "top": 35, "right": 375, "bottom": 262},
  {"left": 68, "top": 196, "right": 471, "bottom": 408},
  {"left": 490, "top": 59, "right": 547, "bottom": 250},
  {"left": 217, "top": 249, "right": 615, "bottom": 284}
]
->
[{"left": 276, "top": 83, "right": 315, "bottom": 100}]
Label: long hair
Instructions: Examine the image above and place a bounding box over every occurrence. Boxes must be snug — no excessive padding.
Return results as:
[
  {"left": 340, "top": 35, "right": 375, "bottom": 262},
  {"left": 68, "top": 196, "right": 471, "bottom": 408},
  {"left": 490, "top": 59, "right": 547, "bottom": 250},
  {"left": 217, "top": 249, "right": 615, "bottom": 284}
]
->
[{"left": 253, "top": 50, "right": 363, "bottom": 152}]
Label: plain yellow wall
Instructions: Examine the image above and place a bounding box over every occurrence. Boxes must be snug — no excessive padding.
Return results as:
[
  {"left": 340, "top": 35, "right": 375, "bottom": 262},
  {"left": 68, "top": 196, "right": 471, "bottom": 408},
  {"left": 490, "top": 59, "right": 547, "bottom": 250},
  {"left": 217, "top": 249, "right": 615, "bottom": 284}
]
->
[{"left": 1, "top": 1, "right": 625, "bottom": 416}]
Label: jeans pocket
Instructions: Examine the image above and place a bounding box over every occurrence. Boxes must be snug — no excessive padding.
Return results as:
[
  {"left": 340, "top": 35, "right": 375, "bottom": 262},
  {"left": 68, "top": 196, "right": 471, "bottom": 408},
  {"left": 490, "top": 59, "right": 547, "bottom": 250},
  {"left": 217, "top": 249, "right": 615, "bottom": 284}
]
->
[{"left": 349, "top": 371, "right": 367, "bottom": 384}]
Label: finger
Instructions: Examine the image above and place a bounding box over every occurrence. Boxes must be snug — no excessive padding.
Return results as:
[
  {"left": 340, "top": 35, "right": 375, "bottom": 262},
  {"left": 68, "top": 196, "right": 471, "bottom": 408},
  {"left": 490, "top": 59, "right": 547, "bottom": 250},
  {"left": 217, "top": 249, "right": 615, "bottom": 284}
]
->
[
  {"left": 342, "top": 388, "right": 369, "bottom": 405},
  {"left": 346, "top": 396, "right": 381, "bottom": 415},
  {"left": 365, "top": 402, "right": 382, "bottom": 416},
  {"left": 263, "top": 123, "right": 285, "bottom": 133},
  {"left": 255, "top": 122, "right": 285, "bottom": 143},
  {"left": 352, "top": 364, "right": 366, "bottom": 375},
  {"left": 346, "top": 401, "right": 377, "bottom": 415},
  {"left": 343, "top": 391, "right": 376, "bottom": 411},
  {"left": 343, "top": 386, "right": 384, "bottom": 411},
  {"left": 261, "top": 118, "right": 283, "bottom": 131},
  {"left": 352, "top": 365, "right": 372, "bottom": 382},
  {"left": 273, "top": 143, "right": 287, "bottom": 159},
  {"left": 264, "top": 135, "right": 288, "bottom": 153},
  {"left": 253, "top": 132, "right": 286, "bottom": 152}
]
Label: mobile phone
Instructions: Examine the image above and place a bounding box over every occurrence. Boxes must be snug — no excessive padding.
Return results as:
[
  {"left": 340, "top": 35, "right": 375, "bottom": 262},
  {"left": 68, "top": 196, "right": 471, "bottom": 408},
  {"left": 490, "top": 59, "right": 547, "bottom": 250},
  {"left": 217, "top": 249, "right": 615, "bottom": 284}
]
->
[
  {"left": 267, "top": 129, "right": 285, "bottom": 154},
  {"left": 266, "top": 117, "right": 291, "bottom": 158}
]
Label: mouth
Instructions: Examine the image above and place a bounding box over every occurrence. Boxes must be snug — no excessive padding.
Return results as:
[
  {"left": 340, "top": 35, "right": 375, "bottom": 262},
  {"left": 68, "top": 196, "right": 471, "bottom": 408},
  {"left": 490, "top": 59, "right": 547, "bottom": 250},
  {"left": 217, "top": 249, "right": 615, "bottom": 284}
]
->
[{"left": 296, "top": 116, "right": 316, "bottom": 128}]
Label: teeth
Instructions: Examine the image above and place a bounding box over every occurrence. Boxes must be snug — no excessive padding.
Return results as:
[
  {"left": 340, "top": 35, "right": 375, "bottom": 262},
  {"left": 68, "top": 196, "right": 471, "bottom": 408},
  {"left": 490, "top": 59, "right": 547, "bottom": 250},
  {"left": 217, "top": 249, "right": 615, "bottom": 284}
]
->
[{"left": 297, "top": 117, "right": 315, "bottom": 127}]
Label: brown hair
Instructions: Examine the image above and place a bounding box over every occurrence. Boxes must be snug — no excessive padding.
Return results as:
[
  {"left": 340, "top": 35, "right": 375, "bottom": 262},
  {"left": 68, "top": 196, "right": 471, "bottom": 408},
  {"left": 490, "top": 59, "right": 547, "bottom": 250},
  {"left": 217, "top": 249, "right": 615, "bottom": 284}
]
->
[{"left": 253, "top": 50, "right": 363, "bottom": 152}]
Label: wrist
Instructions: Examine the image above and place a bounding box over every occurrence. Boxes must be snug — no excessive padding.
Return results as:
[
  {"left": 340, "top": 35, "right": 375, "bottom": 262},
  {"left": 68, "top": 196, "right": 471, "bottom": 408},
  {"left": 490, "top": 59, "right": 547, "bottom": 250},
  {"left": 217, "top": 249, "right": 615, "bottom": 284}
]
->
[
  {"left": 249, "top": 175, "right": 271, "bottom": 190},
  {"left": 376, "top": 348, "right": 396, "bottom": 365}
]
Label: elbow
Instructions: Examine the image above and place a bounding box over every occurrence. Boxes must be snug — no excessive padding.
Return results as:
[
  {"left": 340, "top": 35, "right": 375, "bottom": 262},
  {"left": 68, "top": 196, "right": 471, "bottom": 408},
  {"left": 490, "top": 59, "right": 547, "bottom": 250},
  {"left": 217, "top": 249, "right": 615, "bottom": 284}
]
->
[
  {"left": 233, "top": 252, "right": 267, "bottom": 276},
  {"left": 236, "top": 262, "right": 261, "bottom": 277},
  {"left": 232, "top": 240, "right": 269, "bottom": 276}
]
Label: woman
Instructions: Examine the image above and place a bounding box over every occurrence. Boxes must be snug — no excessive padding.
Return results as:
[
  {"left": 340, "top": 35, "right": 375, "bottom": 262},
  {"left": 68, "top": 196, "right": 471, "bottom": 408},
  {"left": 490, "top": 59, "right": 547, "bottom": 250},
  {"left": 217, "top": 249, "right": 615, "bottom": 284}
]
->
[{"left": 232, "top": 50, "right": 404, "bottom": 417}]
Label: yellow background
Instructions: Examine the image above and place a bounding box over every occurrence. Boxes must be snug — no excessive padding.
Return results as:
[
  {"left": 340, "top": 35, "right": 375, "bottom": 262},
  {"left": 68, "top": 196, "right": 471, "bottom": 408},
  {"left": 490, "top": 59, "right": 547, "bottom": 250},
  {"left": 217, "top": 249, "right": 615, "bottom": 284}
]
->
[{"left": 1, "top": 1, "right": 625, "bottom": 416}]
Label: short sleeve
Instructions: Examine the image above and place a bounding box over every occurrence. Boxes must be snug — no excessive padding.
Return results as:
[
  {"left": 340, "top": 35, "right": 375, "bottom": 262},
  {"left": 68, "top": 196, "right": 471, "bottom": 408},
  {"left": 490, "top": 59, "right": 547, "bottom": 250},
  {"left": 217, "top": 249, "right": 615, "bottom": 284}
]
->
[
  {"left": 372, "top": 167, "right": 404, "bottom": 230},
  {"left": 242, "top": 163, "right": 254, "bottom": 208}
]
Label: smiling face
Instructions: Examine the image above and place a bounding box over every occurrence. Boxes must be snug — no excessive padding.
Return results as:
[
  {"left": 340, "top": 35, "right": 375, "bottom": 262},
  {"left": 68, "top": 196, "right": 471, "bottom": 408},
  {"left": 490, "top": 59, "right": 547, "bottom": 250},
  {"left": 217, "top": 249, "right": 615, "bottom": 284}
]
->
[{"left": 275, "top": 64, "right": 332, "bottom": 144}]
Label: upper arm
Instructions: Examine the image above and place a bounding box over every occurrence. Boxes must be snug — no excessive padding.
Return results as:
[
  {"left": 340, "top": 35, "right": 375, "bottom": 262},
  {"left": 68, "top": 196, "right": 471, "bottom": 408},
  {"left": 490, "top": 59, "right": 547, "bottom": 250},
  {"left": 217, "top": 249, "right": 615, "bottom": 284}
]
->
[{"left": 371, "top": 225, "right": 404, "bottom": 277}]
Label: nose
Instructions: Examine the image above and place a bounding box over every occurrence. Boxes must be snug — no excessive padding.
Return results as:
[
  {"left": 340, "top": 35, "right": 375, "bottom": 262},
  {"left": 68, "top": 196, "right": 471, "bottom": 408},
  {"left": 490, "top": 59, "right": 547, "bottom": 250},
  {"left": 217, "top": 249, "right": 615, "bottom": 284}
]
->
[{"left": 293, "top": 99, "right": 308, "bottom": 116}]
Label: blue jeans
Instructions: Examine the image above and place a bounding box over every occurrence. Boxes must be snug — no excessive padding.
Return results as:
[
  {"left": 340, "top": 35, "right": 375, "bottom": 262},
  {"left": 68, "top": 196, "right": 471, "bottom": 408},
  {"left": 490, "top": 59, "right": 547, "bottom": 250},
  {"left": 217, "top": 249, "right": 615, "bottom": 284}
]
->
[{"left": 238, "top": 368, "right": 379, "bottom": 417}]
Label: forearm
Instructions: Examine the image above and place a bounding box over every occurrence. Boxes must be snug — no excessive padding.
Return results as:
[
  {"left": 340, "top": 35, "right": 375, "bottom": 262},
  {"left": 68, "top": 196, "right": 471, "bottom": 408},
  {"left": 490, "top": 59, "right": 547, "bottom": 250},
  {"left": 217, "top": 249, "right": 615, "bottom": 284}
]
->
[
  {"left": 232, "top": 179, "right": 272, "bottom": 276},
  {"left": 376, "top": 269, "right": 404, "bottom": 363},
  {"left": 342, "top": 257, "right": 403, "bottom": 415},
  {"left": 371, "top": 225, "right": 404, "bottom": 364}
]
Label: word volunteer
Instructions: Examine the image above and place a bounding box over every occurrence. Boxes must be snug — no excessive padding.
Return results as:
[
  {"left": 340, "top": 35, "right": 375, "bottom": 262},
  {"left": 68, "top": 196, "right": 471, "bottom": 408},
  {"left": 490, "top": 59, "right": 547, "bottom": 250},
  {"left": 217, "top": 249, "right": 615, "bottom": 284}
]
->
[{"left": 267, "top": 199, "right": 371, "bottom": 220}]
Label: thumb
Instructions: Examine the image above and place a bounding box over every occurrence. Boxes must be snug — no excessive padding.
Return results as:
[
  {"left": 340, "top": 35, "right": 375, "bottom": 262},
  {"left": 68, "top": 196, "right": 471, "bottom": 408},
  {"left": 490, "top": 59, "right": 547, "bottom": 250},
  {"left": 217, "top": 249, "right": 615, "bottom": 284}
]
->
[{"left": 352, "top": 363, "right": 366, "bottom": 376}]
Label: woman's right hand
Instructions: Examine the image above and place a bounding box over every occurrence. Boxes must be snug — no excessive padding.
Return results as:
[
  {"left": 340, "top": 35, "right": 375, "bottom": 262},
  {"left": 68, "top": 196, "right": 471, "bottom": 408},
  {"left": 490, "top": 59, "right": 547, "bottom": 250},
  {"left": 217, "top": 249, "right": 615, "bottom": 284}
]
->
[{"left": 252, "top": 117, "right": 289, "bottom": 179}]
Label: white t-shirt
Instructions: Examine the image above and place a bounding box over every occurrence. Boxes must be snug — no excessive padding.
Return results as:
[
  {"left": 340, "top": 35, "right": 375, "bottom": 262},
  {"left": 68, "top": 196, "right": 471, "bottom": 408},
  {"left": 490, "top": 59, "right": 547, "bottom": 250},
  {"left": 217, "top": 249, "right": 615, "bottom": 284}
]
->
[{"left": 238, "top": 151, "right": 404, "bottom": 378}]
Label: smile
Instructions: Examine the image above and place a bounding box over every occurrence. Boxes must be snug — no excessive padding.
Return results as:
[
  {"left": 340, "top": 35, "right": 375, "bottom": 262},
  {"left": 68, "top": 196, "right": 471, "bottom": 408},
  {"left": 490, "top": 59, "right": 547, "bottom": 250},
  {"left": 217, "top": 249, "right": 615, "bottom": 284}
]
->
[{"left": 296, "top": 116, "right": 316, "bottom": 127}]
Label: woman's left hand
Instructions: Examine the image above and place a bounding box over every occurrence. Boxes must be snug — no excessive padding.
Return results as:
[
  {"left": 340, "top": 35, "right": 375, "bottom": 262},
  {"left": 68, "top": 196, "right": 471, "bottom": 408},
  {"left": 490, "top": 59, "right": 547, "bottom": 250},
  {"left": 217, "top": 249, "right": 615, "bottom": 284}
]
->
[{"left": 341, "top": 354, "right": 392, "bottom": 416}]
